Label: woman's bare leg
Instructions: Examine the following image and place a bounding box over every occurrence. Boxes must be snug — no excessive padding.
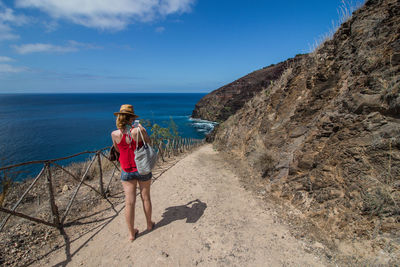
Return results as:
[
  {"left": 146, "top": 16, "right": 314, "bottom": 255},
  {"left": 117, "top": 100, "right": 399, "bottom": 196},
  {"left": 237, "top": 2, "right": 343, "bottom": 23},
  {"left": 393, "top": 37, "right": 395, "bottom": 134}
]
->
[
  {"left": 122, "top": 180, "right": 138, "bottom": 241},
  {"left": 138, "top": 179, "right": 155, "bottom": 230}
]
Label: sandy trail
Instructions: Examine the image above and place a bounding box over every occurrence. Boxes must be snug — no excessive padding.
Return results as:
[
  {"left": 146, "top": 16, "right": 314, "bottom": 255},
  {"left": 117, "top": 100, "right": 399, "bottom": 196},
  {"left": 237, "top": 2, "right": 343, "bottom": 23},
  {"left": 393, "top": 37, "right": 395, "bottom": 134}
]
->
[{"left": 35, "top": 144, "right": 326, "bottom": 266}]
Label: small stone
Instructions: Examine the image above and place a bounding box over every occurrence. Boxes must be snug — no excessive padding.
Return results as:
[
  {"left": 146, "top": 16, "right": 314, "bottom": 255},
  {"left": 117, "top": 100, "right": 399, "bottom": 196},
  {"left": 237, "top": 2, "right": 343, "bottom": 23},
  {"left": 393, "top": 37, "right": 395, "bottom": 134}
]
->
[
  {"left": 62, "top": 185, "right": 70, "bottom": 193},
  {"left": 313, "top": 242, "right": 325, "bottom": 249}
]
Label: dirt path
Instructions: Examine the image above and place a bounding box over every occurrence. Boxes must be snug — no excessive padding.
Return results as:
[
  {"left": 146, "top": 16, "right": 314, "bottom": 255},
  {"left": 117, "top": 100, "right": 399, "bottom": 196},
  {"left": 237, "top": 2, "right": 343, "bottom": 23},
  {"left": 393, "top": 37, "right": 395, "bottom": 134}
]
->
[{"left": 34, "top": 144, "right": 327, "bottom": 266}]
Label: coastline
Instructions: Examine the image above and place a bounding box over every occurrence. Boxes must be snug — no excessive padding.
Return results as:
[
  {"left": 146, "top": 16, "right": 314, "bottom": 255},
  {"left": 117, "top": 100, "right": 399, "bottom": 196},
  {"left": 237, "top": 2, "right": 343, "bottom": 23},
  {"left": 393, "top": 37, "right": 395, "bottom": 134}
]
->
[{"left": 0, "top": 93, "right": 208, "bottom": 182}]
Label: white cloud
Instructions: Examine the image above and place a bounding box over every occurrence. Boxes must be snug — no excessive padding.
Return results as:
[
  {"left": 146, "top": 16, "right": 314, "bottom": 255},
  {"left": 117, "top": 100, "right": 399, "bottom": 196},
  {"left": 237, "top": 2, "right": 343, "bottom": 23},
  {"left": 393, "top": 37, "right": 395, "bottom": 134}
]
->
[
  {"left": 0, "top": 4, "right": 29, "bottom": 25},
  {"left": 13, "top": 40, "right": 102, "bottom": 54},
  {"left": 43, "top": 20, "right": 58, "bottom": 32},
  {"left": 15, "top": 0, "right": 195, "bottom": 30},
  {"left": 0, "top": 56, "right": 14, "bottom": 62},
  {"left": 67, "top": 40, "right": 102, "bottom": 50},
  {"left": 0, "top": 63, "right": 26, "bottom": 73},
  {"left": 159, "top": 0, "right": 193, "bottom": 15},
  {"left": 155, "top": 26, "right": 165, "bottom": 33},
  {"left": 13, "top": 43, "right": 77, "bottom": 54},
  {"left": 0, "top": 2, "right": 30, "bottom": 41},
  {"left": 0, "top": 24, "right": 19, "bottom": 40}
]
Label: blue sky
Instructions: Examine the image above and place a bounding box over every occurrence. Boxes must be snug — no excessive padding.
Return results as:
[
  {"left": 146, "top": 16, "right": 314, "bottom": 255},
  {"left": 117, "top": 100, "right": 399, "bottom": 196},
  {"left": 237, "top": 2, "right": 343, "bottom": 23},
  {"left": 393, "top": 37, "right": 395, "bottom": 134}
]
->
[{"left": 0, "top": 0, "right": 363, "bottom": 93}]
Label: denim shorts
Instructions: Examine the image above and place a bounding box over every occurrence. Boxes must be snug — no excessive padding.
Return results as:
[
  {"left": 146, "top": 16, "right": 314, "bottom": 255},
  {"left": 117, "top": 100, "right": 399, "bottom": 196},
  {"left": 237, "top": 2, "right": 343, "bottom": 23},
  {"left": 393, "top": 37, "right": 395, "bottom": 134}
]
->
[{"left": 120, "top": 169, "right": 152, "bottom": 182}]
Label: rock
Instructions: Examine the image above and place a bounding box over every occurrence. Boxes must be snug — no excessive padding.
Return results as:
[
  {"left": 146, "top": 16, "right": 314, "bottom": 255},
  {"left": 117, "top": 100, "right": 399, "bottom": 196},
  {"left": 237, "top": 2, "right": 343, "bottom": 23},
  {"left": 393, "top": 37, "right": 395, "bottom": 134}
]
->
[
  {"left": 212, "top": 0, "right": 400, "bottom": 254},
  {"left": 313, "top": 242, "right": 325, "bottom": 249},
  {"left": 289, "top": 127, "right": 308, "bottom": 138},
  {"left": 351, "top": 94, "right": 383, "bottom": 114},
  {"left": 62, "top": 185, "right": 70, "bottom": 193},
  {"left": 298, "top": 157, "right": 314, "bottom": 170}
]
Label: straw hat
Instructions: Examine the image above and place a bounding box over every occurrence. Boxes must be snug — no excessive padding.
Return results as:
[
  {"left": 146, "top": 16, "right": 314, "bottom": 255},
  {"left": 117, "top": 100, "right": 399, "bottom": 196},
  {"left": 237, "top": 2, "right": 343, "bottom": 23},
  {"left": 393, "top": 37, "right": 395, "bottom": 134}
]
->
[{"left": 113, "top": 104, "right": 139, "bottom": 118}]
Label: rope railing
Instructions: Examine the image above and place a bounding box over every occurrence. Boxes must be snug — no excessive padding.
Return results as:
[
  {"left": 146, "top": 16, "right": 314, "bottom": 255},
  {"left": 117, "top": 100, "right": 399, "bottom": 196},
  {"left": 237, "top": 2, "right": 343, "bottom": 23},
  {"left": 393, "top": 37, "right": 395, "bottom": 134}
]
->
[{"left": 0, "top": 137, "right": 204, "bottom": 232}]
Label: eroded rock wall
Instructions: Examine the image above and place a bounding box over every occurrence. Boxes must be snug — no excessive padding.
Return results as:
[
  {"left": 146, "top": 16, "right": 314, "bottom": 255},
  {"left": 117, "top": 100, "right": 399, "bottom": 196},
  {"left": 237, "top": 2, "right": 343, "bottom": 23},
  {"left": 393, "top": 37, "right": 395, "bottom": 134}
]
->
[{"left": 214, "top": 0, "right": 399, "bottom": 240}]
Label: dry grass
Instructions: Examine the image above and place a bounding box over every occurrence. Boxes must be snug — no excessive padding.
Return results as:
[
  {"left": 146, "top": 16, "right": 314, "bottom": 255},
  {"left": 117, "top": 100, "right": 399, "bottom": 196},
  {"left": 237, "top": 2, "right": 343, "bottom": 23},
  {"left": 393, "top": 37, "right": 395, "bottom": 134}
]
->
[
  {"left": 0, "top": 172, "right": 12, "bottom": 207},
  {"left": 260, "top": 66, "right": 294, "bottom": 102},
  {"left": 0, "top": 166, "right": 23, "bottom": 207},
  {"left": 309, "top": 0, "right": 365, "bottom": 54}
]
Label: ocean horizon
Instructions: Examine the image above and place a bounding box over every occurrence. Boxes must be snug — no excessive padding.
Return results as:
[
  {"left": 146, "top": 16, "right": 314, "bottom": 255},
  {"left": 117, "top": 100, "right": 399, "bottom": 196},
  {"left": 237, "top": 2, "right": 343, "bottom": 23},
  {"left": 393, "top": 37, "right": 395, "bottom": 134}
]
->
[{"left": 0, "top": 93, "right": 215, "bottom": 181}]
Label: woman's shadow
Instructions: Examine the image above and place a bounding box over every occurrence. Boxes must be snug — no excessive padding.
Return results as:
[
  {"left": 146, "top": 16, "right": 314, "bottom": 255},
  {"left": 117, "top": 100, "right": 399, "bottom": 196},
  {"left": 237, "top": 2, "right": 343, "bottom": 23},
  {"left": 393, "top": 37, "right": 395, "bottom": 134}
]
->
[{"left": 153, "top": 199, "right": 207, "bottom": 230}]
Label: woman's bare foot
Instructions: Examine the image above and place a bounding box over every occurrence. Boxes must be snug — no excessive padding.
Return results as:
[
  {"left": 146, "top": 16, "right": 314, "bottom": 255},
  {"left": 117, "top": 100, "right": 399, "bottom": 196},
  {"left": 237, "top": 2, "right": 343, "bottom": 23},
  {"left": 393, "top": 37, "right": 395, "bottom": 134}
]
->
[
  {"left": 129, "top": 229, "right": 139, "bottom": 241},
  {"left": 147, "top": 221, "right": 155, "bottom": 231}
]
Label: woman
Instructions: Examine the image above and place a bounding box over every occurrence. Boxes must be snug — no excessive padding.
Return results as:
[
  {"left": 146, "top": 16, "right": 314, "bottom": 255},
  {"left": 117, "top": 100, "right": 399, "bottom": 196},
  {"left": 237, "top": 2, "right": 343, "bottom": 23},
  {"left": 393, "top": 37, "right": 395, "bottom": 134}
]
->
[{"left": 111, "top": 104, "right": 155, "bottom": 241}]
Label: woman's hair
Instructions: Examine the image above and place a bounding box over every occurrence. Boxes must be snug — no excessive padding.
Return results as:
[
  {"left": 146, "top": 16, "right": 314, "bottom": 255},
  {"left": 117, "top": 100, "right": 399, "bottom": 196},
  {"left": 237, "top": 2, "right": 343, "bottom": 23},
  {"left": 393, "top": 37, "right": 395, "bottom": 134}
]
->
[{"left": 116, "top": 114, "right": 132, "bottom": 129}]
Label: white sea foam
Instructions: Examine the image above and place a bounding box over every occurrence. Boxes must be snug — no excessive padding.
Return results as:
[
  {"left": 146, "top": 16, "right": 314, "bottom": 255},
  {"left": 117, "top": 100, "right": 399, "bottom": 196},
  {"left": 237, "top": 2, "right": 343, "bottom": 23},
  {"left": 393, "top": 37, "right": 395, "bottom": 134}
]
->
[{"left": 189, "top": 117, "right": 218, "bottom": 134}]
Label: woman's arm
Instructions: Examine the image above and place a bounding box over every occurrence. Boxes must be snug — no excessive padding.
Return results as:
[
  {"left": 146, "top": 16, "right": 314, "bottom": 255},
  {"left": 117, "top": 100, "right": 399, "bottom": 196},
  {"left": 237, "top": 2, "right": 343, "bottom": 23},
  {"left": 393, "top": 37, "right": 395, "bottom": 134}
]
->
[
  {"left": 132, "top": 124, "right": 151, "bottom": 144},
  {"left": 140, "top": 125, "right": 151, "bottom": 144},
  {"left": 111, "top": 132, "right": 120, "bottom": 152}
]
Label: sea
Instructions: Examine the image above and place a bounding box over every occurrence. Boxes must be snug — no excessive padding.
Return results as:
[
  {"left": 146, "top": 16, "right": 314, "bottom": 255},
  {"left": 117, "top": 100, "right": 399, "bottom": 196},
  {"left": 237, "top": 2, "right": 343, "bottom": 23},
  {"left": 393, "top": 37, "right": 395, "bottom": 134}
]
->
[{"left": 0, "top": 93, "right": 217, "bottom": 182}]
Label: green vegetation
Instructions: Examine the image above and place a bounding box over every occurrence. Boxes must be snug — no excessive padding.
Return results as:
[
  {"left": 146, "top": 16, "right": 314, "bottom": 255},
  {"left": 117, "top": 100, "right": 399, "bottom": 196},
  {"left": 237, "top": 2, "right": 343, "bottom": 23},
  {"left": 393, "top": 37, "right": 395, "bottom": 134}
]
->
[{"left": 141, "top": 117, "right": 180, "bottom": 145}]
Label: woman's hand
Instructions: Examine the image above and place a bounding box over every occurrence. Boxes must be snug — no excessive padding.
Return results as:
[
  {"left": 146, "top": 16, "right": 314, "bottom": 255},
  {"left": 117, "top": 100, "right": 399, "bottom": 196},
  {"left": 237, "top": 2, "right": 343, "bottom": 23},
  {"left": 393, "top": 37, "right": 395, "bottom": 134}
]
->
[{"left": 132, "top": 124, "right": 151, "bottom": 144}]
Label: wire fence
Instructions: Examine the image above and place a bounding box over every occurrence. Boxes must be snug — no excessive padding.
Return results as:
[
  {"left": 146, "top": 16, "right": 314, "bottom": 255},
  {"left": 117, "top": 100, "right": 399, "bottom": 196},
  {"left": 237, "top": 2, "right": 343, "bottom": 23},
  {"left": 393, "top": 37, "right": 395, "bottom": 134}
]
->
[{"left": 0, "top": 137, "right": 204, "bottom": 232}]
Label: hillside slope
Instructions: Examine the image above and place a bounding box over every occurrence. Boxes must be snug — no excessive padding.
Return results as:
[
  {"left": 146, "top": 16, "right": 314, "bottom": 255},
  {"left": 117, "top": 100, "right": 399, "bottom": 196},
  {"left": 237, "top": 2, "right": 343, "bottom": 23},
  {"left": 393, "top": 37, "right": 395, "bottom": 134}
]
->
[
  {"left": 214, "top": 0, "right": 399, "bottom": 252},
  {"left": 191, "top": 55, "right": 304, "bottom": 122}
]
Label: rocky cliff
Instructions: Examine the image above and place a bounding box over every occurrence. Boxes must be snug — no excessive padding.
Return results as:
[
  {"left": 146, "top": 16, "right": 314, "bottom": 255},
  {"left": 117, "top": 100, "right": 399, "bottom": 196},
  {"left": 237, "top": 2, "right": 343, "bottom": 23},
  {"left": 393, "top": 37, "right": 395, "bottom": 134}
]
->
[
  {"left": 191, "top": 55, "right": 304, "bottom": 122},
  {"left": 212, "top": 0, "right": 399, "bottom": 258}
]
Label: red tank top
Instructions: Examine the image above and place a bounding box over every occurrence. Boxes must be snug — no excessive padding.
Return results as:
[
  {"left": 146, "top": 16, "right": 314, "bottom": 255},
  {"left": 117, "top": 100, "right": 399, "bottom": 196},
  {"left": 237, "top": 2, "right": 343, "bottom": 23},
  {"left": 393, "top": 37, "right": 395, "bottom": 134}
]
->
[{"left": 116, "top": 132, "right": 143, "bottom": 172}]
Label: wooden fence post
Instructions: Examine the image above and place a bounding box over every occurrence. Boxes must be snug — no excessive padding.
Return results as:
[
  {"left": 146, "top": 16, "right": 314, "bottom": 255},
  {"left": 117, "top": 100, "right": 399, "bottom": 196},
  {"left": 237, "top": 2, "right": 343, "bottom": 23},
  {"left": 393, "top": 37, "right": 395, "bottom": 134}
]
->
[
  {"left": 166, "top": 140, "right": 170, "bottom": 158},
  {"left": 45, "top": 162, "right": 61, "bottom": 228},
  {"left": 180, "top": 138, "right": 183, "bottom": 152},
  {"left": 158, "top": 143, "right": 165, "bottom": 162},
  {"left": 97, "top": 152, "right": 105, "bottom": 197}
]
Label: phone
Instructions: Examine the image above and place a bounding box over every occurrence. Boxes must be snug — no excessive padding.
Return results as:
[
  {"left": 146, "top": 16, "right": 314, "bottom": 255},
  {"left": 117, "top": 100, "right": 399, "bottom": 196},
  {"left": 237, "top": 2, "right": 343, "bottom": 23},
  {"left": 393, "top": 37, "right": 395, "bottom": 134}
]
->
[{"left": 133, "top": 119, "right": 140, "bottom": 128}]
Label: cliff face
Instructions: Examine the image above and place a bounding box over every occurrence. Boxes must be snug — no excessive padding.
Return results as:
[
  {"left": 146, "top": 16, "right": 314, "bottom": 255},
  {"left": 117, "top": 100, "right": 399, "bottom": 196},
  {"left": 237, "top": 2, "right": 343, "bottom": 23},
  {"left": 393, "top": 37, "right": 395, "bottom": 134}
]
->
[
  {"left": 214, "top": 0, "right": 399, "bottom": 247},
  {"left": 191, "top": 56, "right": 304, "bottom": 122}
]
